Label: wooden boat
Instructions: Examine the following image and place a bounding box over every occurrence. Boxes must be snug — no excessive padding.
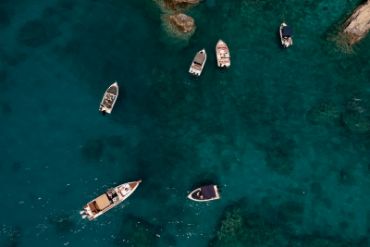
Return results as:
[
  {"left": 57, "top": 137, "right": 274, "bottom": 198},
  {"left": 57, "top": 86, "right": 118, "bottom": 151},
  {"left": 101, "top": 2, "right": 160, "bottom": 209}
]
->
[
  {"left": 99, "top": 82, "right": 119, "bottom": 114},
  {"left": 215, "top": 40, "right": 231, "bottom": 68},
  {"left": 80, "top": 180, "right": 141, "bottom": 220},
  {"left": 189, "top": 49, "right": 207, "bottom": 76},
  {"left": 187, "top": 185, "right": 220, "bottom": 202},
  {"left": 279, "top": 23, "right": 293, "bottom": 48}
]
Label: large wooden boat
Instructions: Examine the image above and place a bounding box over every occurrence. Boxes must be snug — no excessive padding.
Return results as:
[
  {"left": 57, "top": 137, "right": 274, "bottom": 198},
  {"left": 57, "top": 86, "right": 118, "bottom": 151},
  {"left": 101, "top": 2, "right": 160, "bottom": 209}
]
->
[
  {"left": 187, "top": 185, "right": 220, "bottom": 202},
  {"left": 99, "top": 82, "right": 119, "bottom": 114},
  {"left": 279, "top": 22, "right": 293, "bottom": 48},
  {"left": 80, "top": 180, "right": 141, "bottom": 220},
  {"left": 189, "top": 49, "right": 207, "bottom": 76},
  {"left": 215, "top": 40, "right": 231, "bottom": 68}
]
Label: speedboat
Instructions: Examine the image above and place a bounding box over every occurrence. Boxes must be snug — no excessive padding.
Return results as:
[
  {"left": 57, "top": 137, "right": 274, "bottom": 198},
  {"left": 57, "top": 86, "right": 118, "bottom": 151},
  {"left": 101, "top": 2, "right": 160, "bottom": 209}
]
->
[
  {"left": 80, "top": 180, "right": 141, "bottom": 220},
  {"left": 215, "top": 40, "right": 231, "bottom": 68},
  {"left": 187, "top": 185, "right": 220, "bottom": 202},
  {"left": 189, "top": 49, "right": 207, "bottom": 76},
  {"left": 99, "top": 82, "right": 119, "bottom": 114},
  {"left": 279, "top": 23, "right": 293, "bottom": 48}
]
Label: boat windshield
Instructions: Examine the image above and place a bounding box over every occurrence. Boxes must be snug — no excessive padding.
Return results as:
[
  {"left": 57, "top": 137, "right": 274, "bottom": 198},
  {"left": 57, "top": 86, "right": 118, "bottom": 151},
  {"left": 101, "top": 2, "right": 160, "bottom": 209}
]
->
[{"left": 107, "top": 190, "right": 118, "bottom": 201}]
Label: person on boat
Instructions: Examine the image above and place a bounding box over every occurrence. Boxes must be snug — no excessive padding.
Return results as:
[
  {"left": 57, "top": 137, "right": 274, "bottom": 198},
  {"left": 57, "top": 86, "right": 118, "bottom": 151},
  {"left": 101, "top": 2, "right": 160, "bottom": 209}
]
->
[{"left": 196, "top": 191, "right": 204, "bottom": 199}]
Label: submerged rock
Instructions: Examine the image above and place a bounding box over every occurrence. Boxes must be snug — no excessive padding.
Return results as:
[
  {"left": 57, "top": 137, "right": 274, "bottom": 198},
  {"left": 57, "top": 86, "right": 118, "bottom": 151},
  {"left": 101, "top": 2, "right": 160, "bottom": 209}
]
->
[
  {"left": 343, "top": 0, "right": 370, "bottom": 45},
  {"left": 210, "top": 205, "right": 284, "bottom": 247},
  {"left": 210, "top": 202, "right": 368, "bottom": 247},
  {"left": 167, "top": 13, "right": 195, "bottom": 35}
]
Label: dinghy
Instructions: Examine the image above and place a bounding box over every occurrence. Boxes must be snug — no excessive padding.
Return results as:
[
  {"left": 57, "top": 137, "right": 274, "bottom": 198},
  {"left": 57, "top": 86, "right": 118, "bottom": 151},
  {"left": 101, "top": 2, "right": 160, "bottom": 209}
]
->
[
  {"left": 187, "top": 185, "right": 220, "bottom": 202},
  {"left": 279, "top": 22, "right": 293, "bottom": 48},
  {"left": 81, "top": 180, "right": 141, "bottom": 220}
]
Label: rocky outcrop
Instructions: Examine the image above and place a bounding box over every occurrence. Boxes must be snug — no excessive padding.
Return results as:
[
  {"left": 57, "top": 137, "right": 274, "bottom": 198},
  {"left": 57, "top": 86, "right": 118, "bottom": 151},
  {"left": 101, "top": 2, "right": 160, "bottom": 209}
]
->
[
  {"left": 164, "top": 0, "right": 200, "bottom": 10},
  {"left": 168, "top": 13, "right": 195, "bottom": 33},
  {"left": 343, "top": 0, "right": 370, "bottom": 45},
  {"left": 156, "top": 0, "right": 200, "bottom": 39}
]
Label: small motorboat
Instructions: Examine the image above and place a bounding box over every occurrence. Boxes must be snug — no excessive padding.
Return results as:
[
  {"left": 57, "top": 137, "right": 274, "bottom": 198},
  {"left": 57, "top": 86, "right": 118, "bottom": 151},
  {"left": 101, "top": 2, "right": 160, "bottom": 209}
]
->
[
  {"left": 99, "top": 82, "right": 119, "bottom": 114},
  {"left": 189, "top": 49, "right": 207, "bottom": 76},
  {"left": 81, "top": 180, "right": 141, "bottom": 221},
  {"left": 215, "top": 40, "right": 231, "bottom": 68},
  {"left": 279, "top": 22, "right": 293, "bottom": 48},
  {"left": 187, "top": 185, "right": 220, "bottom": 202}
]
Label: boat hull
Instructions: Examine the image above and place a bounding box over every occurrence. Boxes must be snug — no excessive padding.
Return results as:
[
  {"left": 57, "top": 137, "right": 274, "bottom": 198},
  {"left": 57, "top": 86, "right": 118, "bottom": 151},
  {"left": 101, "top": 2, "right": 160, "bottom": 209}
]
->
[
  {"left": 187, "top": 185, "right": 220, "bottom": 202},
  {"left": 279, "top": 23, "right": 293, "bottom": 48},
  {"left": 99, "top": 82, "right": 119, "bottom": 114},
  {"left": 189, "top": 49, "right": 207, "bottom": 76},
  {"left": 216, "top": 40, "right": 231, "bottom": 68},
  {"left": 81, "top": 180, "right": 141, "bottom": 221}
]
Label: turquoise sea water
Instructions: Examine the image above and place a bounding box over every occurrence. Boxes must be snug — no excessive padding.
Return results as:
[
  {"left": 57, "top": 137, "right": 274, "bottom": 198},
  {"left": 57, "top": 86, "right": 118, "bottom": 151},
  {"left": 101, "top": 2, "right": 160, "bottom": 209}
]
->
[{"left": 1, "top": 0, "right": 370, "bottom": 246}]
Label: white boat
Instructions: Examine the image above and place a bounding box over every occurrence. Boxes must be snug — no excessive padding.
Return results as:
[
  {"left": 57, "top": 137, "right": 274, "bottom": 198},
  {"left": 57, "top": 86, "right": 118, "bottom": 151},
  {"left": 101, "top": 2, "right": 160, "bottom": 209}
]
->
[
  {"left": 189, "top": 49, "right": 207, "bottom": 76},
  {"left": 99, "top": 82, "right": 119, "bottom": 114},
  {"left": 279, "top": 23, "right": 293, "bottom": 48},
  {"left": 81, "top": 180, "right": 141, "bottom": 221},
  {"left": 215, "top": 40, "right": 231, "bottom": 68},
  {"left": 187, "top": 185, "right": 220, "bottom": 202}
]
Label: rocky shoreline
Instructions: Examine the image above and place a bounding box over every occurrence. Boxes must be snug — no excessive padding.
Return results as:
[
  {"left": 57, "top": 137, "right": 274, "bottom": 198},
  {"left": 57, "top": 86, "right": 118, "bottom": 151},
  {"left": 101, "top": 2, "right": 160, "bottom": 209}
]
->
[{"left": 343, "top": 0, "right": 370, "bottom": 45}]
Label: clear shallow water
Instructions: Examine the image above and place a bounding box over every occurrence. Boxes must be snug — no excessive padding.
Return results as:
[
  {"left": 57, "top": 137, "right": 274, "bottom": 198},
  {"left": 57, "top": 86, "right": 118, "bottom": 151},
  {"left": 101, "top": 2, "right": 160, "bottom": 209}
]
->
[{"left": 1, "top": 0, "right": 370, "bottom": 246}]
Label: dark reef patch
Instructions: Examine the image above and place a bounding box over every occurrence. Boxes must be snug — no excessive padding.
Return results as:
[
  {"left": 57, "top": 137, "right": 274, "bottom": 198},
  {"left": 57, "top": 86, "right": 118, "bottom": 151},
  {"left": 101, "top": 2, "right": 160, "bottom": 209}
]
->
[
  {"left": 310, "top": 181, "right": 332, "bottom": 209},
  {"left": 209, "top": 204, "right": 285, "bottom": 247},
  {"left": 1, "top": 51, "right": 27, "bottom": 67},
  {"left": 11, "top": 161, "right": 22, "bottom": 173},
  {"left": 342, "top": 97, "right": 370, "bottom": 134},
  {"left": 115, "top": 215, "right": 162, "bottom": 247},
  {"left": 337, "top": 167, "right": 356, "bottom": 186},
  {"left": 47, "top": 213, "right": 75, "bottom": 234},
  {"left": 18, "top": 19, "right": 60, "bottom": 47},
  {"left": 276, "top": 201, "right": 304, "bottom": 223},
  {"left": 0, "top": 225, "right": 21, "bottom": 247},
  {"left": 57, "top": 39, "right": 83, "bottom": 57},
  {"left": 306, "top": 101, "right": 341, "bottom": 125},
  {"left": 209, "top": 201, "right": 368, "bottom": 247},
  {"left": 0, "top": 70, "right": 10, "bottom": 91},
  {"left": 81, "top": 138, "right": 104, "bottom": 162},
  {"left": 265, "top": 145, "right": 294, "bottom": 174},
  {"left": 0, "top": 6, "right": 12, "bottom": 28},
  {"left": 81, "top": 135, "right": 133, "bottom": 164},
  {"left": 1, "top": 101, "right": 12, "bottom": 115},
  {"left": 258, "top": 131, "right": 297, "bottom": 175}
]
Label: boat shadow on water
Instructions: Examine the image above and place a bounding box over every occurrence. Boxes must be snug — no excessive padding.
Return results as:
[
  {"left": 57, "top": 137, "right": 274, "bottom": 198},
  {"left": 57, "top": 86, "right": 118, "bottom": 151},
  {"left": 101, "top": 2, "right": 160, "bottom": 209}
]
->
[{"left": 191, "top": 172, "right": 221, "bottom": 189}]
